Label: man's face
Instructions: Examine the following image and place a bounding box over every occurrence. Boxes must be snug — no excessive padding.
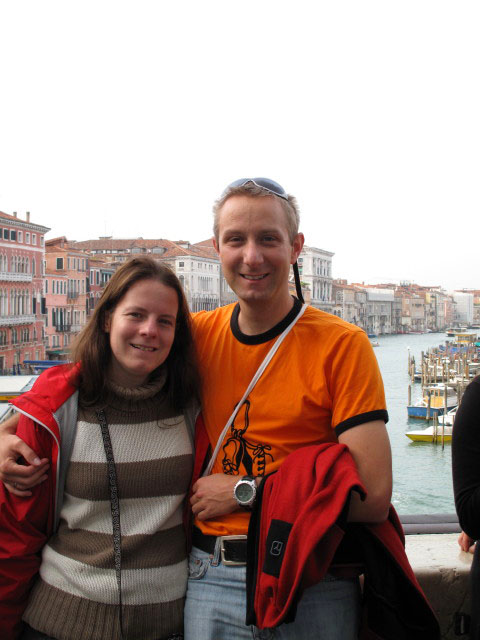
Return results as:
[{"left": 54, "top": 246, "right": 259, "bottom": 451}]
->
[{"left": 214, "top": 194, "right": 303, "bottom": 307}]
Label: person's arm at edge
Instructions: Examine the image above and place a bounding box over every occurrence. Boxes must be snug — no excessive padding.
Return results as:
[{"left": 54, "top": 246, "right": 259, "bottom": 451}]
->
[
  {"left": 452, "top": 379, "right": 480, "bottom": 540},
  {"left": 0, "top": 412, "right": 49, "bottom": 496},
  {"left": 458, "top": 531, "right": 476, "bottom": 553},
  {"left": 338, "top": 419, "right": 392, "bottom": 523}
]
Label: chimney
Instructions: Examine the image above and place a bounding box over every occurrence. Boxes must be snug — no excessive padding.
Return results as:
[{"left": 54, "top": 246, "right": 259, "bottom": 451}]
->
[
  {"left": 26, "top": 211, "right": 30, "bottom": 222},
  {"left": 13, "top": 211, "right": 17, "bottom": 218}
]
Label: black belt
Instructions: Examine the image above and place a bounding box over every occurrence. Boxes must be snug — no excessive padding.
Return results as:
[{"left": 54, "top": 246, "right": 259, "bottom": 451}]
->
[{"left": 192, "top": 526, "right": 247, "bottom": 565}]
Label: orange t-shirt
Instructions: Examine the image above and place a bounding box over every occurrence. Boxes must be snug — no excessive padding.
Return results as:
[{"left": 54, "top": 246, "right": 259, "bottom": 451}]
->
[{"left": 192, "top": 300, "right": 388, "bottom": 536}]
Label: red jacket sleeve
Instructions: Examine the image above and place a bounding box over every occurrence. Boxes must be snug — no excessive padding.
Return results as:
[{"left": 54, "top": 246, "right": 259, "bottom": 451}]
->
[{"left": 0, "top": 417, "right": 56, "bottom": 640}]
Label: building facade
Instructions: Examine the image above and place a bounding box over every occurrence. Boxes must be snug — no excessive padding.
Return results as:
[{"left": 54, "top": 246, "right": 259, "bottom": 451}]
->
[
  {"left": 0, "top": 211, "right": 49, "bottom": 372},
  {"left": 297, "top": 245, "right": 334, "bottom": 312},
  {"left": 44, "top": 238, "right": 89, "bottom": 358},
  {"left": 73, "top": 236, "right": 238, "bottom": 311},
  {"left": 452, "top": 291, "right": 474, "bottom": 326},
  {"left": 88, "top": 257, "right": 114, "bottom": 313}
]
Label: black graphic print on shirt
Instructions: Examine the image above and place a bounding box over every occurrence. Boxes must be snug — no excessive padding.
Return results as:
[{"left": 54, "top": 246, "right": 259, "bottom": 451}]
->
[{"left": 222, "top": 399, "right": 274, "bottom": 476}]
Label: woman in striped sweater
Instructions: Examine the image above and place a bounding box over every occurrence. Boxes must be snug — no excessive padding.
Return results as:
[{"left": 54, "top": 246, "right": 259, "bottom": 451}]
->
[{"left": 0, "top": 257, "right": 200, "bottom": 640}]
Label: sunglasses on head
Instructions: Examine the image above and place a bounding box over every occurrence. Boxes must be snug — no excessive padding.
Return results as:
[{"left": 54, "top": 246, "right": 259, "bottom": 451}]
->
[{"left": 226, "top": 177, "right": 288, "bottom": 200}]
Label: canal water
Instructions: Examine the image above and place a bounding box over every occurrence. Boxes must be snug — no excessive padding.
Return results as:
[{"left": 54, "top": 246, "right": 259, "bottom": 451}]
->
[{"left": 374, "top": 332, "right": 455, "bottom": 515}]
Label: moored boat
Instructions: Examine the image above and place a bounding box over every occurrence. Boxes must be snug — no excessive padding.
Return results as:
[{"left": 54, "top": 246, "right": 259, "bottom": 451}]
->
[
  {"left": 0, "top": 375, "right": 38, "bottom": 423},
  {"left": 407, "top": 384, "right": 457, "bottom": 419},
  {"left": 406, "top": 424, "right": 452, "bottom": 443}
]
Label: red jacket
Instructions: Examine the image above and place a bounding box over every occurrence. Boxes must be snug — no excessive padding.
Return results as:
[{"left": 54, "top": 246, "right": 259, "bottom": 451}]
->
[
  {"left": 0, "top": 365, "right": 79, "bottom": 639},
  {"left": 246, "top": 443, "right": 440, "bottom": 639}
]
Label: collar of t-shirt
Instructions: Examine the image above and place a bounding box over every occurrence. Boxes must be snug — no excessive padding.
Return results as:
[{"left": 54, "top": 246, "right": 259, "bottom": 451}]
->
[{"left": 230, "top": 296, "right": 303, "bottom": 345}]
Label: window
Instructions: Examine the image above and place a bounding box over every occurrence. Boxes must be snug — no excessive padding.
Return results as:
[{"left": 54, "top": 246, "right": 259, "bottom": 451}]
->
[
  {"left": 18, "top": 231, "right": 23, "bottom": 243},
  {"left": 40, "top": 236, "right": 44, "bottom": 247},
  {"left": 32, "top": 259, "right": 36, "bottom": 276},
  {"left": 32, "top": 234, "right": 37, "bottom": 245},
  {"left": 3, "top": 229, "right": 8, "bottom": 240},
  {"left": 25, "top": 232, "right": 30, "bottom": 244},
  {"left": 179, "top": 262, "right": 184, "bottom": 268},
  {"left": 45, "top": 280, "right": 48, "bottom": 294},
  {"left": 56, "top": 258, "right": 63, "bottom": 270}
]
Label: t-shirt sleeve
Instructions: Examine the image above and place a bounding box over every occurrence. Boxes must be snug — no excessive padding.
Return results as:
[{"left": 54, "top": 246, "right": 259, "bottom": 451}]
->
[{"left": 328, "top": 328, "right": 388, "bottom": 436}]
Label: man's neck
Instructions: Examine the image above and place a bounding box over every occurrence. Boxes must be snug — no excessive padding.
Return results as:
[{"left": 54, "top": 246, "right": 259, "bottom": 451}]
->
[{"left": 237, "top": 295, "right": 295, "bottom": 336}]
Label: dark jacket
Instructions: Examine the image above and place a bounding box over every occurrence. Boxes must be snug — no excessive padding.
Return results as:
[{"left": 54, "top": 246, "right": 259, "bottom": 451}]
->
[{"left": 452, "top": 375, "right": 480, "bottom": 640}]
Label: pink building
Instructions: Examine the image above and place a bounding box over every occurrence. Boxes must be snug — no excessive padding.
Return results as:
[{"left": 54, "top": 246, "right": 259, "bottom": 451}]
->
[
  {"left": 44, "top": 237, "right": 89, "bottom": 359},
  {"left": 0, "top": 210, "right": 49, "bottom": 372}
]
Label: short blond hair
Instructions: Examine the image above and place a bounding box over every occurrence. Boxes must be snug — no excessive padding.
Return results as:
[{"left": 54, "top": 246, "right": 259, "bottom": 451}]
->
[{"left": 213, "top": 182, "right": 300, "bottom": 243}]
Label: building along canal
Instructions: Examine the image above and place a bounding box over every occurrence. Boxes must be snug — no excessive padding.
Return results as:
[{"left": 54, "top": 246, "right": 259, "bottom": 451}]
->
[{"left": 374, "top": 332, "right": 456, "bottom": 515}]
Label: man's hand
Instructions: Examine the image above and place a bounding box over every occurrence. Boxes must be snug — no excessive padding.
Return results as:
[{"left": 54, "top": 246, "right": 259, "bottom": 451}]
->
[
  {"left": 0, "top": 413, "right": 49, "bottom": 496},
  {"left": 458, "top": 531, "right": 476, "bottom": 554},
  {"left": 190, "top": 474, "right": 239, "bottom": 521}
]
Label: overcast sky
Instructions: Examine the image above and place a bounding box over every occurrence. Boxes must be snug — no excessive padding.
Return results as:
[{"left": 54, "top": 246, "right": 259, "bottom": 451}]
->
[{"left": 1, "top": 1, "right": 478, "bottom": 291}]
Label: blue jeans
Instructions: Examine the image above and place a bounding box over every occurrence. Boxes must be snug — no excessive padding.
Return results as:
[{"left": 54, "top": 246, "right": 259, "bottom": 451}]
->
[{"left": 184, "top": 544, "right": 361, "bottom": 640}]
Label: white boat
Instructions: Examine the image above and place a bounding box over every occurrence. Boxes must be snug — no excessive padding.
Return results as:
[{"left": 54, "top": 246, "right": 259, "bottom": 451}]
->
[
  {"left": 437, "top": 406, "right": 457, "bottom": 427},
  {"left": 0, "top": 375, "right": 38, "bottom": 401},
  {"left": 406, "top": 424, "right": 452, "bottom": 443},
  {"left": 0, "top": 375, "right": 38, "bottom": 423}
]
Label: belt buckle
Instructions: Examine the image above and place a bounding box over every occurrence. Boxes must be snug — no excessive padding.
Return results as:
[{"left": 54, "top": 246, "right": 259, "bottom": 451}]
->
[{"left": 219, "top": 534, "right": 247, "bottom": 566}]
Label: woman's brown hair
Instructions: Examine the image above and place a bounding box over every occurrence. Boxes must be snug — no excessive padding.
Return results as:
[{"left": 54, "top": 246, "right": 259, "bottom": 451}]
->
[{"left": 71, "top": 256, "right": 199, "bottom": 410}]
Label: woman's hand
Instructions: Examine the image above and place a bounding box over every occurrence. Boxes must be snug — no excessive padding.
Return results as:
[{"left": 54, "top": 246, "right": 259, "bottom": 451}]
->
[{"left": 458, "top": 531, "right": 476, "bottom": 554}]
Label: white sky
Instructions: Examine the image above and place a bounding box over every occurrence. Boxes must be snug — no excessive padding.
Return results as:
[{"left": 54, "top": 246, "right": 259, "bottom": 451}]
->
[{"left": 1, "top": 1, "right": 478, "bottom": 291}]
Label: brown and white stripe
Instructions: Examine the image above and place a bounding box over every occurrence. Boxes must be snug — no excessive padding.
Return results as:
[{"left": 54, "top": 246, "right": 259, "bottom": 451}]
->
[{"left": 23, "top": 379, "right": 193, "bottom": 640}]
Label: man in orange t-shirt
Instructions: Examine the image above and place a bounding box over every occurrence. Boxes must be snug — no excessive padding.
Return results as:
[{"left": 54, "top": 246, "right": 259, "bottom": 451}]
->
[{"left": 184, "top": 178, "right": 391, "bottom": 639}]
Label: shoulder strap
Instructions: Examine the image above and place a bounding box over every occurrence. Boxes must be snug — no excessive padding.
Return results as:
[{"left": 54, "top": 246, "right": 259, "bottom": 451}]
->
[
  {"left": 96, "top": 408, "right": 124, "bottom": 640},
  {"left": 203, "top": 303, "right": 307, "bottom": 476}
]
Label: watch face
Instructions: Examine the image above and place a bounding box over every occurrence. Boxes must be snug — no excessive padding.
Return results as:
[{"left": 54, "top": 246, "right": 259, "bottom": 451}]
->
[{"left": 236, "top": 482, "right": 254, "bottom": 503}]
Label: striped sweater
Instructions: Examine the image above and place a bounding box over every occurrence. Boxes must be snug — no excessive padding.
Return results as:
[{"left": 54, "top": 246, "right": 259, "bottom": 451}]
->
[{"left": 23, "top": 376, "right": 193, "bottom": 640}]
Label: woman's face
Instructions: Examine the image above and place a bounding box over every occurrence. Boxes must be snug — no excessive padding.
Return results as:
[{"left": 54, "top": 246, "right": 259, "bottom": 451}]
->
[{"left": 105, "top": 278, "right": 179, "bottom": 388}]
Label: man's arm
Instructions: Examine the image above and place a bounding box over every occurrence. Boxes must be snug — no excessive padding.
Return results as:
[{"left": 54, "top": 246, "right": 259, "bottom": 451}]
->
[
  {"left": 338, "top": 419, "right": 392, "bottom": 523},
  {"left": 191, "top": 421, "right": 392, "bottom": 523},
  {"left": 0, "top": 412, "right": 49, "bottom": 496}
]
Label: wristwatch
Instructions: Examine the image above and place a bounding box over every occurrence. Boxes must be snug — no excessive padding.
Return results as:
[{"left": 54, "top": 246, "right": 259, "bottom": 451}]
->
[{"left": 233, "top": 476, "right": 257, "bottom": 509}]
